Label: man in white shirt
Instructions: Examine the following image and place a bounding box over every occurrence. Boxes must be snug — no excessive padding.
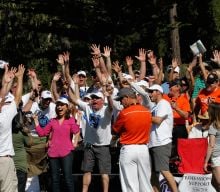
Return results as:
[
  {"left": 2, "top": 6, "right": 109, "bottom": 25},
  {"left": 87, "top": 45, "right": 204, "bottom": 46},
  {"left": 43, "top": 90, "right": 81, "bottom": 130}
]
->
[
  {"left": 148, "top": 84, "right": 178, "bottom": 192},
  {"left": 68, "top": 90, "right": 113, "bottom": 192},
  {"left": 0, "top": 64, "right": 25, "bottom": 192}
]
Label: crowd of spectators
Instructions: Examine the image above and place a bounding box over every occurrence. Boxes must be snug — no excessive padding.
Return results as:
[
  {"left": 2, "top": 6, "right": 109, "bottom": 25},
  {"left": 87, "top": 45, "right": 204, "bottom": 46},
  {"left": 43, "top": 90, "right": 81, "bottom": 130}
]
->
[{"left": 0, "top": 44, "right": 220, "bottom": 192}]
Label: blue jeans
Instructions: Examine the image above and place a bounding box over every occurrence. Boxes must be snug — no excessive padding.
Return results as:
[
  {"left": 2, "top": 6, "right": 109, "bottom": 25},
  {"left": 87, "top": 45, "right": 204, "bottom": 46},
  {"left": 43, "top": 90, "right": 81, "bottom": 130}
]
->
[{"left": 49, "top": 152, "right": 74, "bottom": 192}]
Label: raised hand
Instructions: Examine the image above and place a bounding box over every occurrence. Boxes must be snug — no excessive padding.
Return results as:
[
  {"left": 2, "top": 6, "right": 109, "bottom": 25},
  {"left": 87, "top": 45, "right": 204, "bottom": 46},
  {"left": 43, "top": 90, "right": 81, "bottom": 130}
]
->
[
  {"left": 112, "top": 61, "right": 122, "bottom": 74},
  {"left": 125, "top": 56, "right": 133, "bottom": 67},
  {"left": 91, "top": 56, "right": 100, "bottom": 68},
  {"left": 135, "top": 48, "right": 146, "bottom": 62},
  {"left": 211, "top": 50, "right": 220, "bottom": 65},
  {"left": 56, "top": 54, "right": 65, "bottom": 65},
  {"left": 90, "top": 44, "right": 101, "bottom": 56},
  {"left": 15, "top": 64, "right": 25, "bottom": 78},
  {"left": 63, "top": 51, "right": 70, "bottom": 65},
  {"left": 3, "top": 66, "right": 16, "bottom": 84},
  {"left": 53, "top": 72, "right": 62, "bottom": 81},
  {"left": 103, "top": 46, "right": 111, "bottom": 58}
]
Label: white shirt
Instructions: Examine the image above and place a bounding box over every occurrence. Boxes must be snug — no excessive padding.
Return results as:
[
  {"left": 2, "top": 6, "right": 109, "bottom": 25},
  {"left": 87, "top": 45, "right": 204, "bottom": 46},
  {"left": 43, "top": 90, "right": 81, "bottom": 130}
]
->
[
  {"left": 29, "top": 102, "right": 56, "bottom": 136},
  {"left": 0, "top": 101, "right": 17, "bottom": 156},
  {"left": 77, "top": 99, "right": 112, "bottom": 146},
  {"left": 149, "top": 99, "right": 173, "bottom": 148}
]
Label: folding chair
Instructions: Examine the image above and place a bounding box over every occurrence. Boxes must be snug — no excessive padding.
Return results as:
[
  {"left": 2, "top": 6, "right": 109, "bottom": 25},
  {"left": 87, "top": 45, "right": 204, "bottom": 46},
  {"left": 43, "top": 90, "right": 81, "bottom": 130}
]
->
[{"left": 177, "top": 138, "right": 208, "bottom": 174}]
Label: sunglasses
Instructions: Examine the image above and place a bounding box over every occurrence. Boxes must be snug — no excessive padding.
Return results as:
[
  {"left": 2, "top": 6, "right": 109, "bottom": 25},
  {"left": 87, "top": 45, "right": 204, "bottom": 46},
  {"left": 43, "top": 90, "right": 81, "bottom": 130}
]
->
[
  {"left": 148, "top": 90, "right": 157, "bottom": 93},
  {"left": 91, "top": 96, "right": 101, "bottom": 100}
]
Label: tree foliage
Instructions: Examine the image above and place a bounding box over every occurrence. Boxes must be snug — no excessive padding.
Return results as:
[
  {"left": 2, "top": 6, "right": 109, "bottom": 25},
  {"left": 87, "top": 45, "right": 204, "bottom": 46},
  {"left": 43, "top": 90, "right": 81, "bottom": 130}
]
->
[{"left": 0, "top": 0, "right": 219, "bottom": 88}]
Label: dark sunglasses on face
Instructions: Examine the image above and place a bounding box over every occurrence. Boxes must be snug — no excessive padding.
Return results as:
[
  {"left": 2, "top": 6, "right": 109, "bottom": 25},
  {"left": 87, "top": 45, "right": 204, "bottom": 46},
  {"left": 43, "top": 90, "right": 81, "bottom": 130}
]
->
[
  {"left": 91, "top": 96, "right": 100, "bottom": 100},
  {"left": 148, "top": 90, "right": 157, "bottom": 93}
]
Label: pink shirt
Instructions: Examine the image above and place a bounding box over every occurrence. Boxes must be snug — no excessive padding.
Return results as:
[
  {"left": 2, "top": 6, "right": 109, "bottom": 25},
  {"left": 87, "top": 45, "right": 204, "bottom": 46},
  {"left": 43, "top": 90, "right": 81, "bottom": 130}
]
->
[{"left": 36, "top": 117, "right": 79, "bottom": 158}]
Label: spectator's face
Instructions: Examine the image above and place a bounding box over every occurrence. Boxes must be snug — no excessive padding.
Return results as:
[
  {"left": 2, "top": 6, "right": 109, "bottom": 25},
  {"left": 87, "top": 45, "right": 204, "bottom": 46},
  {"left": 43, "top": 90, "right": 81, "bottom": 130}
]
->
[
  {"left": 10, "top": 82, "right": 17, "bottom": 95},
  {"left": 91, "top": 96, "right": 104, "bottom": 111},
  {"left": 206, "top": 81, "right": 218, "bottom": 92},
  {"left": 169, "top": 85, "right": 180, "bottom": 96},
  {"left": 78, "top": 75, "right": 87, "bottom": 86},
  {"left": 55, "top": 102, "right": 68, "bottom": 117},
  {"left": 41, "top": 98, "right": 52, "bottom": 109},
  {"left": 148, "top": 90, "right": 158, "bottom": 102},
  {"left": 172, "top": 72, "right": 179, "bottom": 81}
]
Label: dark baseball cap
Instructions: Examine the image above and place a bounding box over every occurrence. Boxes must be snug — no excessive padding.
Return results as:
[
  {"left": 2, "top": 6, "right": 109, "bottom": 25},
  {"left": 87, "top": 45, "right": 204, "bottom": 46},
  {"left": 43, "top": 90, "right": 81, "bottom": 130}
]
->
[
  {"left": 206, "top": 73, "right": 219, "bottom": 85},
  {"left": 169, "top": 79, "right": 181, "bottom": 88},
  {"left": 114, "top": 87, "right": 136, "bottom": 101}
]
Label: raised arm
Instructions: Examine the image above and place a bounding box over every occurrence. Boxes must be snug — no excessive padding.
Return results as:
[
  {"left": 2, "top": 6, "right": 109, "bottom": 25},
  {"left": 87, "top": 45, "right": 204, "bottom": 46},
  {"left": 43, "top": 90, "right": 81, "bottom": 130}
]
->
[
  {"left": 102, "top": 46, "right": 112, "bottom": 76},
  {"left": 51, "top": 72, "right": 62, "bottom": 101},
  {"left": 14, "top": 64, "right": 25, "bottom": 107},
  {"left": 125, "top": 56, "right": 135, "bottom": 80},
  {"left": 90, "top": 44, "right": 109, "bottom": 78},
  {"left": 169, "top": 58, "right": 179, "bottom": 82},
  {"left": 211, "top": 50, "right": 220, "bottom": 67},
  {"left": 155, "top": 58, "right": 164, "bottom": 85},
  {"left": 186, "top": 56, "right": 197, "bottom": 87},
  {"left": 135, "top": 48, "right": 147, "bottom": 81},
  {"left": 198, "top": 54, "right": 208, "bottom": 81}
]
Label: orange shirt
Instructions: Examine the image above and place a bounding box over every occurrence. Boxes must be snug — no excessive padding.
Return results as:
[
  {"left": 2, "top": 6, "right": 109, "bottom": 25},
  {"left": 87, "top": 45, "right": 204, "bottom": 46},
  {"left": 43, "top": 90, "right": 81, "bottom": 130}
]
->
[
  {"left": 163, "top": 94, "right": 191, "bottom": 125},
  {"left": 196, "top": 87, "right": 220, "bottom": 115},
  {"left": 113, "top": 104, "right": 152, "bottom": 145}
]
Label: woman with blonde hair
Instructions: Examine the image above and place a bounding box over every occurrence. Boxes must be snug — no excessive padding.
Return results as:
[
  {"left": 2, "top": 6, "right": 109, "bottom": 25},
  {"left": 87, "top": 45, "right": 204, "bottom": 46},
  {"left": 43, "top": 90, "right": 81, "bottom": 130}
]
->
[{"left": 204, "top": 102, "right": 220, "bottom": 191}]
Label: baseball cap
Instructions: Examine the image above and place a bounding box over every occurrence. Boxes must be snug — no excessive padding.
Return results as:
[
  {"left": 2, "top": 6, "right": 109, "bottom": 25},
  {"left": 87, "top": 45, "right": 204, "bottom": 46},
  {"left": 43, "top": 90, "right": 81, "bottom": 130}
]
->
[
  {"left": 167, "top": 65, "right": 180, "bottom": 73},
  {"left": 77, "top": 70, "right": 87, "bottom": 77},
  {"left": 114, "top": 87, "right": 136, "bottom": 101},
  {"left": 148, "top": 84, "right": 163, "bottom": 93},
  {"left": 83, "top": 93, "right": 91, "bottom": 100},
  {"left": 206, "top": 73, "right": 219, "bottom": 85},
  {"left": 122, "top": 73, "right": 134, "bottom": 80},
  {"left": 90, "top": 92, "right": 104, "bottom": 99},
  {"left": 41, "top": 90, "right": 52, "bottom": 99},
  {"left": 169, "top": 80, "right": 181, "bottom": 88},
  {"left": 56, "top": 97, "right": 69, "bottom": 105},
  {"left": 135, "top": 80, "right": 149, "bottom": 88}
]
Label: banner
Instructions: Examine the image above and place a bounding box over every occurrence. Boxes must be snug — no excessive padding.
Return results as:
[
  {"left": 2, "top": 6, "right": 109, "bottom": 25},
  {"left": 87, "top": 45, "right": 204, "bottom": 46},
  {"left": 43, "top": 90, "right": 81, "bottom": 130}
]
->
[
  {"left": 159, "top": 173, "right": 216, "bottom": 192},
  {"left": 178, "top": 173, "right": 216, "bottom": 192}
]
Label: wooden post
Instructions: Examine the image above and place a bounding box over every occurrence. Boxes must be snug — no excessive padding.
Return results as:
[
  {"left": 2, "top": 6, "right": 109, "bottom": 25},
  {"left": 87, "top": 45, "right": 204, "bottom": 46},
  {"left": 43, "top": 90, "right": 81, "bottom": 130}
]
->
[{"left": 169, "top": 3, "right": 182, "bottom": 64}]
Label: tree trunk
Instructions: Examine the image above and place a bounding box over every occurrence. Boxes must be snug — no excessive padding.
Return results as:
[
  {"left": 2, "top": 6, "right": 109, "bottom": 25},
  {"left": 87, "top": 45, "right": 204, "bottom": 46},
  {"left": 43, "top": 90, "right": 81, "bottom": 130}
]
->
[{"left": 169, "top": 3, "right": 182, "bottom": 64}]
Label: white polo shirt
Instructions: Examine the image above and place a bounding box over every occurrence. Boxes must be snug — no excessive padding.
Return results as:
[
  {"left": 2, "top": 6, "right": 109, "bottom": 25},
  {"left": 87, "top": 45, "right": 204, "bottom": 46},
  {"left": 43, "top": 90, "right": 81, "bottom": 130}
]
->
[{"left": 0, "top": 101, "right": 17, "bottom": 156}]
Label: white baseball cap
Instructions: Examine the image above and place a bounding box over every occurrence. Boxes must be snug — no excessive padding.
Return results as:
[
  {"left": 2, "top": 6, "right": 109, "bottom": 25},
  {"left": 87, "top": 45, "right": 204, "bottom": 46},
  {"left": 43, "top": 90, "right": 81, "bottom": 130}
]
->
[
  {"left": 56, "top": 97, "right": 69, "bottom": 105},
  {"left": 148, "top": 84, "right": 163, "bottom": 93},
  {"left": 135, "top": 80, "right": 149, "bottom": 88},
  {"left": 122, "top": 73, "right": 134, "bottom": 80},
  {"left": 77, "top": 70, "right": 87, "bottom": 77},
  {"left": 90, "top": 92, "right": 104, "bottom": 99},
  {"left": 41, "top": 90, "right": 52, "bottom": 99}
]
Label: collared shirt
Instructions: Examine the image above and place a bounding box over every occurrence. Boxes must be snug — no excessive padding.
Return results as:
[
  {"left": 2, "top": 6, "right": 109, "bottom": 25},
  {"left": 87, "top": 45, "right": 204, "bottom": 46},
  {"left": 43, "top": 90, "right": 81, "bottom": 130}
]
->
[
  {"left": 36, "top": 117, "right": 79, "bottom": 158},
  {"left": 113, "top": 104, "right": 152, "bottom": 145}
]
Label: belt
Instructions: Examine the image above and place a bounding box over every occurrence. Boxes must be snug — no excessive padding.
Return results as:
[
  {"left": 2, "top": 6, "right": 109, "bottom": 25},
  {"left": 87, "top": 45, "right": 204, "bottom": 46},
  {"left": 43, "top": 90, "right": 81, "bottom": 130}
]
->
[
  {"left": 92, "top": 145, "right": 110, "bottom": 148},
  {"left": 122, "top": 143, "right": 148, "bottom": 146},
  {"left": 0, "top": 155, "right": 12, "bottom": 158}
]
